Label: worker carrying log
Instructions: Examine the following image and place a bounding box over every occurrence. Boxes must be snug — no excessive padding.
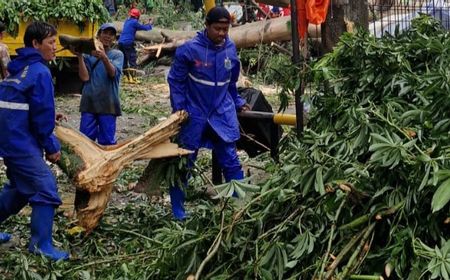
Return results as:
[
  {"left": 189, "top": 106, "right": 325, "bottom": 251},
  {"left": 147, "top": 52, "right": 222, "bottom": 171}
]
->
[
  {"left": 167, "top": 6, "right": 251, "bottom": 220},
  {"left": 71, "top": 23, "right": 124, "bottom": 146},
  {"left": 0, "top": 22, "right": 69, "bottom": 261},
  {"left": 118, "top": 8, "right": 153, "bottom": 73}
]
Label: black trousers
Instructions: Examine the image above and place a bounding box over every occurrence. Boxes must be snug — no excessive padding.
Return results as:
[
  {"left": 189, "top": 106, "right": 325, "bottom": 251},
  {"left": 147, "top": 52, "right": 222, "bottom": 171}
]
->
[{"left": 118, "top": 43, "right": 137, "bottom": 69}]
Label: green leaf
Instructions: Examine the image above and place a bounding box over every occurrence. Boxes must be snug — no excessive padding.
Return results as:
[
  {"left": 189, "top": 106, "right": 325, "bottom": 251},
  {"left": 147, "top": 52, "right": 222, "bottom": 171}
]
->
[
  {"left": 441, "top": 262, "right": 449, "bottom": 280},
  {"left": 261, "top": 246, "right": 276, "bottom": 266},
  {"left": 285, "top": 260, "right": 298, "bottom": 268},
  {"left": 315, "top": 166, "right": 325, "bottom": 195},
  {"left": 432, "top": 178, "right": 450, "bottom": 212},
  {"left": 419, "top": 163, "right": 431, "bottom": 190}
]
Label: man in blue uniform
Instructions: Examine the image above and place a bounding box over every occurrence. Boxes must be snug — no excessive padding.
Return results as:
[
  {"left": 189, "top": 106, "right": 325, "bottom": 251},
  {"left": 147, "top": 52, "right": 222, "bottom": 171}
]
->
[
  {"left": 118, "top": 8, "right": 153, "bottom": 70},
  {"left": 74, "top": 23, "right": 124, "bottom": 145},
  {"left": 168, "top": 6, "right": 250, "bottom": 220},
  {"left": 0, "top": 22, "right": 69, "bottom": 261}
]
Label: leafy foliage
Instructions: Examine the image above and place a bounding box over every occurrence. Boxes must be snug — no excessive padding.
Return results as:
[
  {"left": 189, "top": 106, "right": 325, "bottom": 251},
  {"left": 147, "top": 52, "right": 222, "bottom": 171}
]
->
[
  {"left": 295, "top": 14, "right": 450, "bottom": 278},
  {"left": 1, "top": 14, "right": 450, "bottom": 280},
  {"left": 131, "top": 14, "right": 450, "bottom": 279},
  {"left": 0, "top": 0, "right": 110, "bottom": 36},
  {"left": 239, "top": 44, "right": 299, "bottom": 111},
  {"left": 150, "top": 0, "right": 204, "bottom": 30}
]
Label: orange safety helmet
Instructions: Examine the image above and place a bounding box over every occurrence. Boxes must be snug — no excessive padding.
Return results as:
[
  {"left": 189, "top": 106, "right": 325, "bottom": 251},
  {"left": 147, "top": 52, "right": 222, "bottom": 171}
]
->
[{"left": 129, "top": 8, "right": 141, "bottom": 18}]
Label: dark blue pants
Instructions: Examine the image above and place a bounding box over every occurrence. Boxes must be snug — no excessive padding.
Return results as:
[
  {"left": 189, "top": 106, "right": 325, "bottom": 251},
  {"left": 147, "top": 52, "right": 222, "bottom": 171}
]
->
[
  {"left": 118, "top": 43, "right": 137, "bottom": 69},
  {"left": 80, "top": 112, "right": 117, "bottom": 145},
  {"left": 169, "top": 126, "right": 244, "bottom": 219},
  {"left": 0, "top": 156, "right": 62, "bottom": 224},
  {"left": 181, "top": 125, "right": 244, "bottom": 183}
]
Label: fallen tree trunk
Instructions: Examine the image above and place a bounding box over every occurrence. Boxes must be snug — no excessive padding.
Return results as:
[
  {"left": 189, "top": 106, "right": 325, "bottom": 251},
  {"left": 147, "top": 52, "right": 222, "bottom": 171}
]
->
[
  {"left": 56, "top": 111, "right": 190, "bottom": 233},
  {"left": 141, "top": 16, "right": 293, "bottom": 59},
  {"left": 112, "top": 21, "right": 196, "bottom": 44},
  {"left": 141, "top": 17, "right": 321, "bottom": 60}
]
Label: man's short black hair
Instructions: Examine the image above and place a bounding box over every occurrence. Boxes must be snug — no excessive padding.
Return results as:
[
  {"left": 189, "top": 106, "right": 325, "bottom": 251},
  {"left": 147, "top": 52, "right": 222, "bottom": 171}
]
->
[
  {"left": 0, "top": 22, "right": 5, "bottom": 33},
  {"left": 24, "top": 21, "right": 57, "bottom": 47},
  {"left": 206, "top": 6, "right": 231, "bottom": 24}
]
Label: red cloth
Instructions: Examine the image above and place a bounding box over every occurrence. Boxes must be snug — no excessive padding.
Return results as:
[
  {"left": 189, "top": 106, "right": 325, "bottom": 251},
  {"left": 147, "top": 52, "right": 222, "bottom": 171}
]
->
[{"left": 282, "top": 6, "right": 291, "bottom": 16}]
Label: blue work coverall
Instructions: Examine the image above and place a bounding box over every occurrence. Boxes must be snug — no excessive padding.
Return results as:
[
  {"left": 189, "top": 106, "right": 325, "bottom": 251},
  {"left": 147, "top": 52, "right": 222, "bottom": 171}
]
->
[
  {"left": 118, "top": 17, "right": 152, "bottom": 68},
  {"left": 167, "top": 30, "right": 246, "bottom": 219},
  {"left": 0, "top": 48, "right": 61, "bottom": 208},
  {"left": 0, "top": 47, "right": 69, "bottom": 260}
]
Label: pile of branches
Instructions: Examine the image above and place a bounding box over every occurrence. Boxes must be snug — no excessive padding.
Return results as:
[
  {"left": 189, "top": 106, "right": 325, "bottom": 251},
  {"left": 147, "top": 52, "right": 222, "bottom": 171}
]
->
[
  {"left": 0, "top": 0, "right": 109, "bottom": 36},
  {"left": 135, "top": 15, "right": 449, "bottom": 279}
]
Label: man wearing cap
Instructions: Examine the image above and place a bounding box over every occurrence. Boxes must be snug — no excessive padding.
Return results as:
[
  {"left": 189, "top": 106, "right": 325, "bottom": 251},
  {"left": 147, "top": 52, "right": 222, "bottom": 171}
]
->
[
  {"left": 74, "top": 23, "right": 124, "bottom": 145},
  {"left": 118, "top": 8, "right": 152, "bottom": 71},
  {"left": 167, "top": 6, "right": 250, "bottom": 220}
]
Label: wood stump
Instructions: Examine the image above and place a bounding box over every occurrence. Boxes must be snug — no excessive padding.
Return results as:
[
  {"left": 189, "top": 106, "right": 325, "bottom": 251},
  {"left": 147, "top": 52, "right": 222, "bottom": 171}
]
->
[{"left": 56, "top": 111, "right": 190, "bottom": 233}]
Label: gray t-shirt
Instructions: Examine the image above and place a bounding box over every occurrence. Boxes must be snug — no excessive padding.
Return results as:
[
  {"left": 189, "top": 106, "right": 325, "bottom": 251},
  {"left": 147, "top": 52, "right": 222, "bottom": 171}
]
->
[{"left": 79, "top": 49, "right": 124, "bottom": 115}]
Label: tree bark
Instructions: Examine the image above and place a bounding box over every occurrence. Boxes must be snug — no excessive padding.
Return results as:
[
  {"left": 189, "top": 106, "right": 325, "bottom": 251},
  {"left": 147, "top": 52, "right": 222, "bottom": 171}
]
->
[
  {"left": 56, "top": 111, "right": 190, "bottom": 233},
  {"left": 59, "top": 34, "right": 103, "bottom": 54},
  {"left": 321, "top": 3, "right": 347, "bottom": 54},
  {"left": 348, "top": 0, "right": 369, "bottom": 30},
  {"left": 321, "top": 0, "right": 368, "bottom": 54}
]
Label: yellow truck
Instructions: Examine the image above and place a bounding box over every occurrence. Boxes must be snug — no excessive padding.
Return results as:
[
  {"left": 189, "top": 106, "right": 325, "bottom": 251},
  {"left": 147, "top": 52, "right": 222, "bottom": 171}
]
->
[
  {"left": 4, "top": 20, "right": 97, "bottom": 58},
  {"left": 3, "top": 20, "right": 98, "bottom": 93}
]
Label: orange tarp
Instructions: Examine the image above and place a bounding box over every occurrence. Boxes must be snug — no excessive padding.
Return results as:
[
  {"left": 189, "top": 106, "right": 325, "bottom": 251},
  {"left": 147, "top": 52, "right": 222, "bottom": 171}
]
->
[
  {"left": 306, "top": 0, "right": 330, "bottom": 25},
  {"left": 295, "top": 0, "right": 330, "bottom": 38}
]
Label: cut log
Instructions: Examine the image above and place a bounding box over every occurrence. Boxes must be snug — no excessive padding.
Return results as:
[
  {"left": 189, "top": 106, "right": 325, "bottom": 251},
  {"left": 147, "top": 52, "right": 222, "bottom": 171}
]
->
[
  {"left": 58, "top": 34, "right": 103, "bottom": 54},
  {"left": 56, "top": 111, "right": 190, "bottom": 233}
]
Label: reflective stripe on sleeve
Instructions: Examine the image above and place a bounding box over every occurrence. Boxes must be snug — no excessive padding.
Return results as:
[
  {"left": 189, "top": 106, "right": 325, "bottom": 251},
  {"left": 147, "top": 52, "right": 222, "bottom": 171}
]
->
[
  {"left": 3, "top": 78, "right": 21, "bottom": 84},
  {"left": 0, "top": 100, "right": 29, "bottom": 110},
  {"left": 188, "top": 73, "right": 230, "bottom": 87}
]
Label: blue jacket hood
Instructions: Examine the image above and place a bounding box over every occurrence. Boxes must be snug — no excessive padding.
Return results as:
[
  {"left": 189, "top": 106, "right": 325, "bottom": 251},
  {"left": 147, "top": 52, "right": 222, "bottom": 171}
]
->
[{"left": 8, "top": 48, "right": 45, "bottom": 75}]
